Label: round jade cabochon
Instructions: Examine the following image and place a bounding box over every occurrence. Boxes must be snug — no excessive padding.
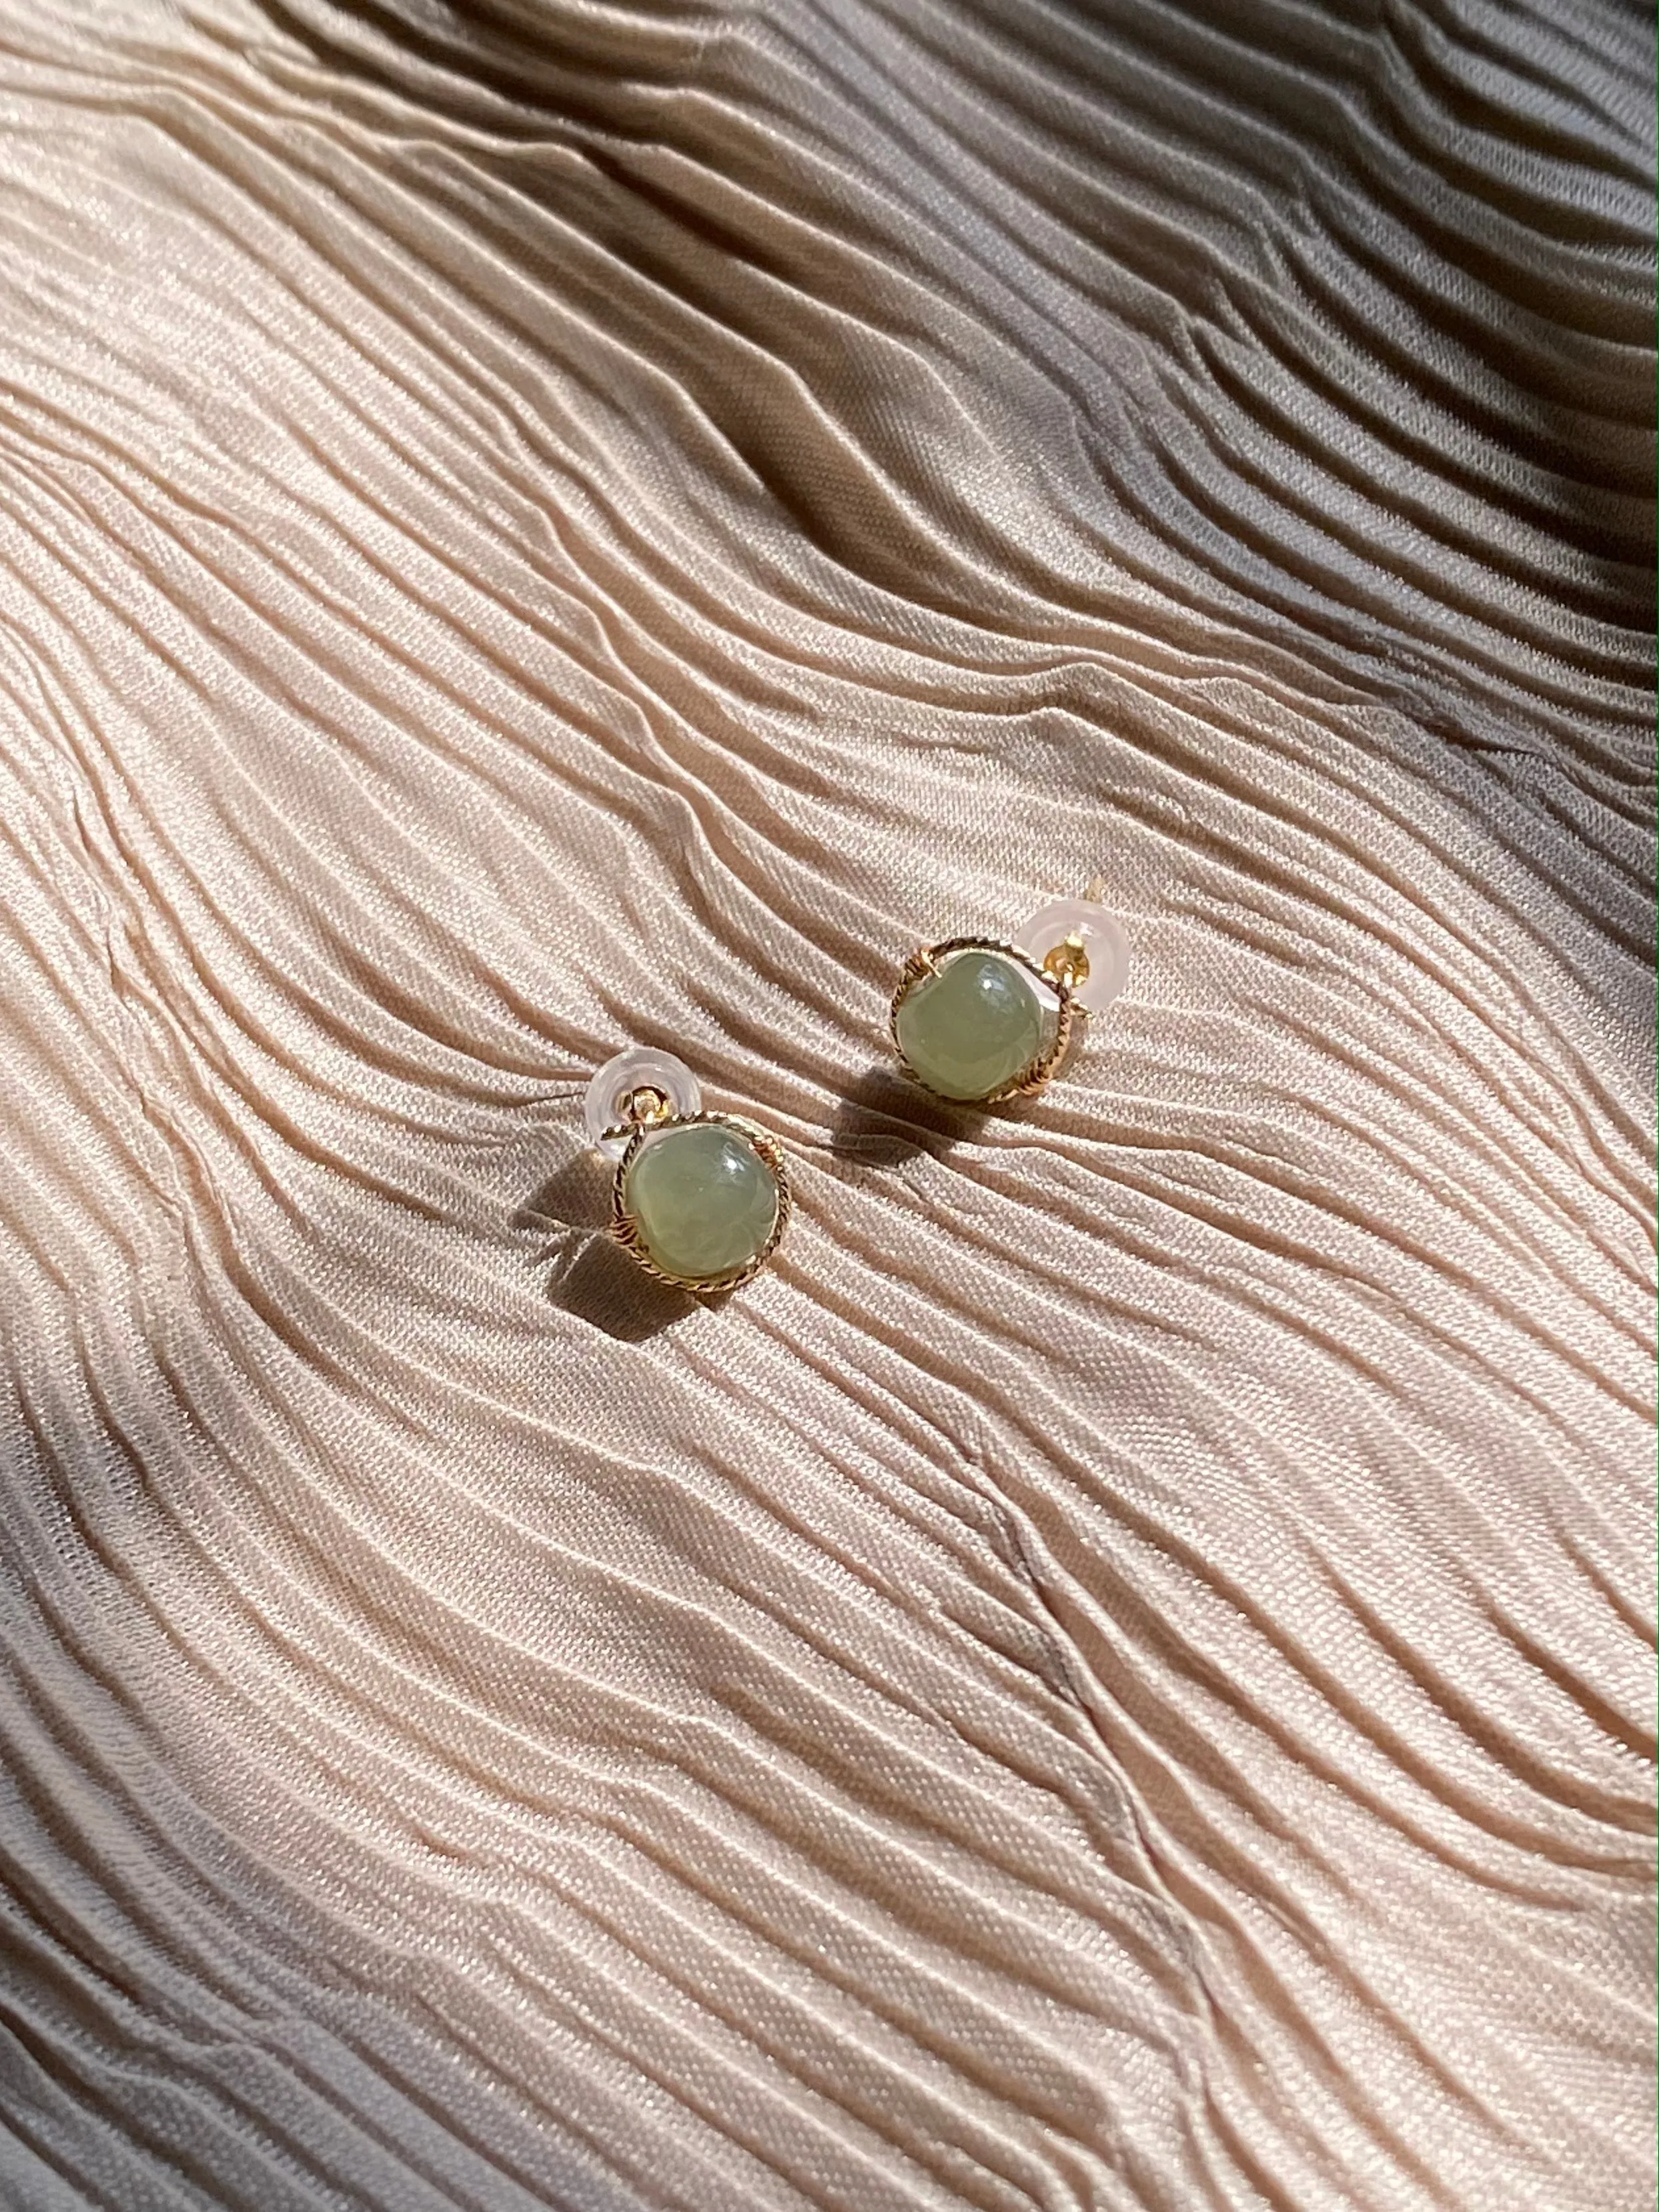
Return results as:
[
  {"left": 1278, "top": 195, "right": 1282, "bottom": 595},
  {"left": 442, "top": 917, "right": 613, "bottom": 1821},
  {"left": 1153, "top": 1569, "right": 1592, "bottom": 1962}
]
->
[
  {"left": 623, "top": 1120, "right": 780, "bottom": 1285},
  {"left": 895, "top": 947, "right": 1053, "bottom": 1101}
]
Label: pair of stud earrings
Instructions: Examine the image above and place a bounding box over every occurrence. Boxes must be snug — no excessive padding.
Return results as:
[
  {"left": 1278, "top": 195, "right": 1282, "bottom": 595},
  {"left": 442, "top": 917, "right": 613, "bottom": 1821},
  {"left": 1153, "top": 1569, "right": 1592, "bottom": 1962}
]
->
[{"left": 577, "top": 885, "right": 1128, "bottom": 1297}]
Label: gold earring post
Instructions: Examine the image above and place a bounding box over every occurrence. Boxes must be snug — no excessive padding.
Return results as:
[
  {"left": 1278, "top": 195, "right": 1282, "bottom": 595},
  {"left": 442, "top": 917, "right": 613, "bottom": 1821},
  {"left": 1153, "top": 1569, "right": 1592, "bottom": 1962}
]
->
[{"left": 618, "top": 1085, "right": 674, "bottom": 1130}]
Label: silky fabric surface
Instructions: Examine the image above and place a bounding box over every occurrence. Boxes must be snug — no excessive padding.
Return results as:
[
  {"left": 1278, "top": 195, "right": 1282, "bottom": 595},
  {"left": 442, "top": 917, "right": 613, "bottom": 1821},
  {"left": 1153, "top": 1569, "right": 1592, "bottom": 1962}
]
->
[{"left": 0, "top": 0, "right": 1651, "bottom": 2206}]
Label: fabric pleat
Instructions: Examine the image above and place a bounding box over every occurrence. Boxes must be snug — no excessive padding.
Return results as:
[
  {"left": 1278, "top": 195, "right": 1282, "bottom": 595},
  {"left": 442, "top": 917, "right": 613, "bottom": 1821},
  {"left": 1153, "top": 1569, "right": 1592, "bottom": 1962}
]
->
[{"left": 0, "top": 0, "right": 1651, "bottom": 2205}]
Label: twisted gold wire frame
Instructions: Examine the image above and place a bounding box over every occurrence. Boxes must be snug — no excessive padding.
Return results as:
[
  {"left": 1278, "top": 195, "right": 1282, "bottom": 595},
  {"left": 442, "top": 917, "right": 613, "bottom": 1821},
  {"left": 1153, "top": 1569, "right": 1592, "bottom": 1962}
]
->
[
  {"left": 889, "top": 936, "right": 1076, "bottom": 1103},
  {"left": 610, "top": 1111, "right": 792, "bottom": 1295}
]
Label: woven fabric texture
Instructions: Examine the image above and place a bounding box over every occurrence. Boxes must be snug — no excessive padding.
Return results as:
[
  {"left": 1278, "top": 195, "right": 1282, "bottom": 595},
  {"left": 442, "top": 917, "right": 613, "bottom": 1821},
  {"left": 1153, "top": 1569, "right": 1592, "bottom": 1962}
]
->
[{"left": 0, "top": 1, "right": 1652, "bottom": 2206}]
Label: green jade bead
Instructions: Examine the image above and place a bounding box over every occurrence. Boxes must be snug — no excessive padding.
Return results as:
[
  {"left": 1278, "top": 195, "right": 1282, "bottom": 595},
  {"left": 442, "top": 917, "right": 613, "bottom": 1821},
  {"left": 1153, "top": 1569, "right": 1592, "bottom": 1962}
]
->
[
  {"left": 624, "top": 1120, "right": 779, "bottom": 1285},
  {"left": 896, "top": 947, "right": 1053, "bottom": 1101}
]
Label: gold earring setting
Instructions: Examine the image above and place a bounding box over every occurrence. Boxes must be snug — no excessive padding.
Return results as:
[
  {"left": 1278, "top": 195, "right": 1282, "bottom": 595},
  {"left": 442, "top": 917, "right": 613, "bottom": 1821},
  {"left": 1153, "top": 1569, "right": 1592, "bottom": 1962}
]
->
[
  {"left": 890, "top": 883, "right": 1128, "bottom": 1105},
  {"left": 583, "top": 1047, "right": 789, "bottom": 1295}
]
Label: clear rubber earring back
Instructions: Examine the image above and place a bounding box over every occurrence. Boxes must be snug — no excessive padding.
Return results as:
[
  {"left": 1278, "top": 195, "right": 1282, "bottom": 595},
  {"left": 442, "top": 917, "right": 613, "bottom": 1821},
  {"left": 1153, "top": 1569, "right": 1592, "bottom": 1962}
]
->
[
  {"left": 1011, "top": 890, "right": 1129, "bottom": 1015},
  {"left": 584, "top": 1046, "right": 702, "bottom": 1161}
]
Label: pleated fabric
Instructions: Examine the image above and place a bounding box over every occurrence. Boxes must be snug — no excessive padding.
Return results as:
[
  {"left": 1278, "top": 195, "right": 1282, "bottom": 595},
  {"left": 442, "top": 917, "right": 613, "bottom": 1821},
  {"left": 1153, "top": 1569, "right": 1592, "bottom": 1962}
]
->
[{"left": 0, "top": 0, "right": 1651, "bottom": 2205}]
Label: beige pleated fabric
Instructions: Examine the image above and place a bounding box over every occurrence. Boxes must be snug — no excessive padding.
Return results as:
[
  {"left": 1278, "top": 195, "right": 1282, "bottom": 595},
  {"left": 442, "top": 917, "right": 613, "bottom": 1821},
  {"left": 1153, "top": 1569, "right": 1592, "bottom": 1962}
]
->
[{"left": 0, "top": 0, "right": 1651, "bottom": 2206}]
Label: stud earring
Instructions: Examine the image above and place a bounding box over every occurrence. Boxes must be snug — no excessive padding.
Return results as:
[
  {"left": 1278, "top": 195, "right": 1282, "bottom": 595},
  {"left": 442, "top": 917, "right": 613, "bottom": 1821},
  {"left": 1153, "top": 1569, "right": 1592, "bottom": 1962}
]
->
[
  {"left": 889, "top": 881, "right": 1129, "bottom": 1105},
  {"left": 582, "top": 1046, "right": 790, "bottom": 1294}
]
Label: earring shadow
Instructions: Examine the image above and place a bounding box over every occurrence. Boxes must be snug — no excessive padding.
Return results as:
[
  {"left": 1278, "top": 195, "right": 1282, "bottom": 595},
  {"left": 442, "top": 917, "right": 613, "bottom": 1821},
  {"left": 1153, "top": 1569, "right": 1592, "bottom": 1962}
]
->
[
  {"left": 828, "top": 1064, "right": 987, "bottom": 1165},
  {"left": 514, "top": 1157, "right": 695, "bottom": 1341}
]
